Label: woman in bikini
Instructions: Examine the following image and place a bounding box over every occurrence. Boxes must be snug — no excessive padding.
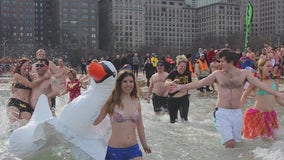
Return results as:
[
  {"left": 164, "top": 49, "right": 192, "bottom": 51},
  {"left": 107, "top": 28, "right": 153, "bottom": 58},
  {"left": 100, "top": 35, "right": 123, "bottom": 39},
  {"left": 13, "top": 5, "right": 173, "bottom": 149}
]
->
[
  {"left": 241, "top": 58, "right": 284, "bottom": 140},
  {"left": 7, "top": 57, "right": 48, "bottom": 129},
  {"left": 94, "top": 70, "right": 151, "bottom": 160}
]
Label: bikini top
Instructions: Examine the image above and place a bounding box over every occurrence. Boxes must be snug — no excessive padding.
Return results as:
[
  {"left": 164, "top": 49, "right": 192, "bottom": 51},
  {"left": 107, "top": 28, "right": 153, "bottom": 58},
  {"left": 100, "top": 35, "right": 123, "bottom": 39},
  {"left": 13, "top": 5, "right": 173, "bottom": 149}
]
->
[
  {"left": 12, "top": 76, "right": 32, "bottom": 90},
  {"left": 111, "top": 107, "right": 139, "bottom": 123},
  {"left": 257, "top": 81, "right": 276, "bottom": 96},
  {"left": 12, "top": 82, "right": 32, "bottom": 90}
]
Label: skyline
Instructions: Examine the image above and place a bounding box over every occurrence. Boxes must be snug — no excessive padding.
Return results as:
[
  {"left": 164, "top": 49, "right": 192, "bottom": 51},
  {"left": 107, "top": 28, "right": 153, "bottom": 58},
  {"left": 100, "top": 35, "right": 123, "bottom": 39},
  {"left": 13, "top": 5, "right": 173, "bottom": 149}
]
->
[{"left": 1, "top": 0, "right": 284, "bottom": 61}]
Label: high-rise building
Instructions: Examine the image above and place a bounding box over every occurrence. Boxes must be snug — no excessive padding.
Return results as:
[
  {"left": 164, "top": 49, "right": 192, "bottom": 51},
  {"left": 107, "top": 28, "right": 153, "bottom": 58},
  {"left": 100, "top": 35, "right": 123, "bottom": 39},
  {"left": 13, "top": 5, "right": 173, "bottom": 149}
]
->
[
  {"left": 0, "top": 0, "right": 35, "bottom": 56},
  {"left": 196, "top": 2, "right": 241, "bottom": 41},
  {"left": 99, "top": 0, "right": 241, "bottom": 53},
  {"left": 99, "top": 0, "right": 144, "bottom": 53},
  {"left": 59, "top": 0, "right": 99, "bottom": 54},
  {"left": 0, "top": 0, "right": 99, "bottom": 57},
  {"left": 143, "top": 0, "right": 196, "bottom": 54},
  {"left": 240, "top": 0, "right": 284, "bottom": 47},
  {"left": 34, "top": 0, "right": 60, "bottom": 49}
]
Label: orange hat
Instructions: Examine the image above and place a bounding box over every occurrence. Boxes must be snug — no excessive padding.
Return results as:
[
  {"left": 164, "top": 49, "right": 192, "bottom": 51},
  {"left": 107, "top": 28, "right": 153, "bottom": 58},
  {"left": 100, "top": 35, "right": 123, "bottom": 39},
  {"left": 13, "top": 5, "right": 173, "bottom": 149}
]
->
[{"left": 88, "top": 61, "right": 115, "bottom": 83}]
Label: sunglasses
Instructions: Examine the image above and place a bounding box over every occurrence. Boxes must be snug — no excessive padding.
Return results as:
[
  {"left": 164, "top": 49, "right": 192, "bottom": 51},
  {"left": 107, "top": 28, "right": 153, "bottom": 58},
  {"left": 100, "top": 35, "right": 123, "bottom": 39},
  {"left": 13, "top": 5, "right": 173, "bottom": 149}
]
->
[
  {"left": 36, "top": 64, "right": 45, "bottom": 68},
  {"left": 157, "top": 64, "right": 164, "bottom": 66}
]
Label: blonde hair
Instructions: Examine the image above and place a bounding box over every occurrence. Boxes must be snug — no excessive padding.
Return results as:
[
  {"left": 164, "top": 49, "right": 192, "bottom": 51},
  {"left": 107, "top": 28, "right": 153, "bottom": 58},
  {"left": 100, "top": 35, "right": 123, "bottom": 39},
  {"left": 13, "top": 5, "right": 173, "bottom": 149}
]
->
[
  {"left": 176, "top": 54, "right": 188, "bottom": 65},
  {"left": 67, "top": 69, "right": 77, "bottom": 78},
  {"left": 257, "top": 58, "right": 271, "bottom": 81},
  {"left": 36, "top": 49, "right": 46, "bottom": 55}
]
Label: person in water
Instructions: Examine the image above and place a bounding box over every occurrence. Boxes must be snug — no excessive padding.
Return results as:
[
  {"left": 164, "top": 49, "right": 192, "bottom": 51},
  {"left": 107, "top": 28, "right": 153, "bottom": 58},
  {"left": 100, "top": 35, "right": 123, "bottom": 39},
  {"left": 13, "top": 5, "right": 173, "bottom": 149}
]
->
[
  {"left": 166, "top": 55, "right": 192, "bottom": 123},
  {"left": 93, "top": 70, "right": 151, "bottom": 159},
  {"left": 146, "top": 60, "right": 169, "bottom": 114},
  {"left": 7, "top": 57, "right": 48, "bottom": 129},
  {"left": 166, "top": 49, "right": 284, "bottom": 148},
  {"left": 61, "top": 69, "right": 86, "bottom": 103},
  {"left": 241, "top": 58, "right": 284, "bottom": 140},
  {"left": 30, "top": 58, "right": 58, "bottom": 116}
]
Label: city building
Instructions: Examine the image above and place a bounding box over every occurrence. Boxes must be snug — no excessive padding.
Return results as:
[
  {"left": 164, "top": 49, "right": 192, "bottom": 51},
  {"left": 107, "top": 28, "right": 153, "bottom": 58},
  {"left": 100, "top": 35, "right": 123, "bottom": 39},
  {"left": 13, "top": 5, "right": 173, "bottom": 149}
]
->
[
  {"left": 196, "top": 2, "right": 241, "bottom": 41},
  {"left": 239, "top": 0, "right": 284, "bottom": 47},
  {"left": 59, "top": 0, "right": 99, "bottom": 56},
  {"left": 1, "top": 0, "right": 284, "bottom": 58},
  {"left": 143, "top": 0, "right": 196, "bottom": 54},
  {"left": 99, "top": 0, "right": 144, "bottom": 53},
  {"left": 99, "top": 0, "right": 241, "bottom": 54},
  {"left": 0, "top": 0, "right": 99, "bottom": 58},
  {"left": 34, "top": 0, "right": 60, "bottom": 49},
  {"left": 0, "top": 0, "right": 35, "bottom": 56}
]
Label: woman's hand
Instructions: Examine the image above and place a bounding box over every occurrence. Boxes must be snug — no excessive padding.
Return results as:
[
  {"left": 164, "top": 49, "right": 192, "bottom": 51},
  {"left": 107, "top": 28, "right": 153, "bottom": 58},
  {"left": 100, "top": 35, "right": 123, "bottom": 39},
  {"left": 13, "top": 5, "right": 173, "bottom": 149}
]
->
[{"left": 143, "top": 145, "right": 152, "bottom": 154}]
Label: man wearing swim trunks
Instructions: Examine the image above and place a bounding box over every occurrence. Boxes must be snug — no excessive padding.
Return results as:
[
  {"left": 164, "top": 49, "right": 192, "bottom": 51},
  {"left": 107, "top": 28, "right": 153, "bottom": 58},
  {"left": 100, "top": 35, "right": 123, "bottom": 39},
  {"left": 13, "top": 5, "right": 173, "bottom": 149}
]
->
[
  {"left": 146, "top": 61, "right": 169, "bottom": 114},
  {"left": 167, "top": 49, "right": 284, "bottom": 148}
]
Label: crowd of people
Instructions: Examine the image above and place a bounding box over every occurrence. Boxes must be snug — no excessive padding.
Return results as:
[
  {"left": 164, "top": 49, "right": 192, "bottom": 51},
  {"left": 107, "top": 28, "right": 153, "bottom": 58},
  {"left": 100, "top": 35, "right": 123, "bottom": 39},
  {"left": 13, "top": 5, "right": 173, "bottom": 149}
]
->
[
  {"left": 6, "top": 49, "right": 87, "bottom": 129},
  {"left": 5, "top": 42, "right": 284, "bottom": 159}
]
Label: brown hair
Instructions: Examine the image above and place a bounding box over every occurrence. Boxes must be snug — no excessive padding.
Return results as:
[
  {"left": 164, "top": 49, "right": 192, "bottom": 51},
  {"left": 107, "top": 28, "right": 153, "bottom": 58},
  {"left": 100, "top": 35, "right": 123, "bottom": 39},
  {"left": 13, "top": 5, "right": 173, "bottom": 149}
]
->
[
  {"left": 105, "top": 70, "right": 139, "bottom": 115},
  {"left": 14, "top": 57, "right": 30, "bottom": 74},
  {"left": 218, "top": 48, "right": 239, "bottom": 65},
  {"left": 257, "top": 58, "right": 271, "bottom": 81}
]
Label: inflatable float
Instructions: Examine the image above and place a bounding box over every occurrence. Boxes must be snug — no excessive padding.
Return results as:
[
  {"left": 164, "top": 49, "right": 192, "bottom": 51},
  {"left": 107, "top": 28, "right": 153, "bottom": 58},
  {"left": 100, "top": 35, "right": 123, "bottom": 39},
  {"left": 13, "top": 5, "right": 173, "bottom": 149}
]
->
[{"left": 9, "top": 61, "right": 117, "bottom": 160}]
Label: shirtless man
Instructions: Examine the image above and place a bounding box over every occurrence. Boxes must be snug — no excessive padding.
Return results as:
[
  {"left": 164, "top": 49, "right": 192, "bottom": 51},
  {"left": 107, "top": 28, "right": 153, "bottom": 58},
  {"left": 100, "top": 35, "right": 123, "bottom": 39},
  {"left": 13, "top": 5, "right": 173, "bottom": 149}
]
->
[
  {"left": 272, "top": 49, "right": 282, "bottom": 78},
  {"left": 32, "top": 49, "right": 59, "bottom": 108},
  {"left": 30, "top": 58, "right": 58, "bottom": 116},
  {"left": 53, "top": 58, "right": 69, "bottom": 95},
  {"left": 246, "top": 47, "right": 256, "bottom": 62},
  {"left": 146, "top": 61, "right": 169, "bottom": 114},
  {"left": 167, "top": 49, "right": 284, "bottom": 148},
  {"left": 32, "top": 49, "right": 58, "bottom": 75}
]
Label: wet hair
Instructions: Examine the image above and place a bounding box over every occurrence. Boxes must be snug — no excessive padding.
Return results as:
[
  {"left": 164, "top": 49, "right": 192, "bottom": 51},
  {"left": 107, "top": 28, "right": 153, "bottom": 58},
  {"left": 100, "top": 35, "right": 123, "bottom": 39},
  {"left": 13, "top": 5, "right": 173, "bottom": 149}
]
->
[
  {"left": 14, "top": 57, "right": 30, "bottom": 74},
  {"left": 218, "top": 48, "right": 239, "bottom": 66},
  {"left": 257, "top": 58, "right": 271, "bottom": 81},
  {"left": 105, "top": 70, "right": 139, "bottom": 115}
]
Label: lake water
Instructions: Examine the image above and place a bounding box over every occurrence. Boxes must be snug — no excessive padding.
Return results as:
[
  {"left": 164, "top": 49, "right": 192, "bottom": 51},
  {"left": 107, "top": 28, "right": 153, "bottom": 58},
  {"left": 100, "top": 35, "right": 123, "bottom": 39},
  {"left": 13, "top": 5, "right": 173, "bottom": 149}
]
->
[{"left": 1, "top": 77, "right": 284, "bottom": 160}]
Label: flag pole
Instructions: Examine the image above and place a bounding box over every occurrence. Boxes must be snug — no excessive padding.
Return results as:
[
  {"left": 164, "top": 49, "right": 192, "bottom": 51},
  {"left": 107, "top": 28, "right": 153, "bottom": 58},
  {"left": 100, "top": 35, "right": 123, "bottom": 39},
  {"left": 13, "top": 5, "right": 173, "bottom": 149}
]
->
[{"left": 244, "top": 1, "right": 253, "bottom": 52}]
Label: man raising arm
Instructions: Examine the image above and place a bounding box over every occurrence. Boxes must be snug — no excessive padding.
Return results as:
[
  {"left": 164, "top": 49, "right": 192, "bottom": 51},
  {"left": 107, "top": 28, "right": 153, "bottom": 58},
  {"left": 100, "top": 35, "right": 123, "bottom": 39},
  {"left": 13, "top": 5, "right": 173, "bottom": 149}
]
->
[{"left": 166, "top": 49, "right": 284, "bottom": 148}]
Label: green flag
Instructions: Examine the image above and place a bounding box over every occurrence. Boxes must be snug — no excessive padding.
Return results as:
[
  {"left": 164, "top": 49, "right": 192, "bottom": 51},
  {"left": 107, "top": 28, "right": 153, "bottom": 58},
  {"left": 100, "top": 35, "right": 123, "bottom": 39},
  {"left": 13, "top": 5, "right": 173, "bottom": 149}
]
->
[{"left": 244, "top": 1, "right": 253, "bottom": 52}]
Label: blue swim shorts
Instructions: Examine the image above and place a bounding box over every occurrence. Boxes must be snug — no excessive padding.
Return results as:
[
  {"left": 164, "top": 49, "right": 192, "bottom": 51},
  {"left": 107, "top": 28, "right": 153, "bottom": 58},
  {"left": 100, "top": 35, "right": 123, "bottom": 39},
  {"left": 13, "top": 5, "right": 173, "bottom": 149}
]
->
[{"left": 105, "top": 144, "right": 143, "bottom": 160}]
